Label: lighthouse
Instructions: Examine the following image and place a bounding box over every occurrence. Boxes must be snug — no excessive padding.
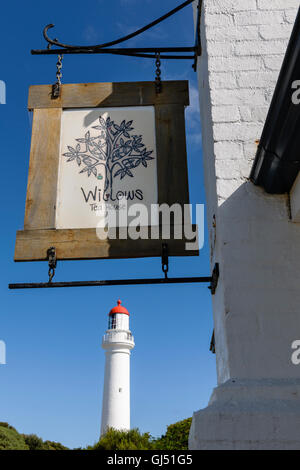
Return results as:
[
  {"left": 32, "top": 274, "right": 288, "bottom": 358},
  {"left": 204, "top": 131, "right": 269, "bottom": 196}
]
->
[{"left": 100, "top": 299, "right": 135, "bottom": 436}]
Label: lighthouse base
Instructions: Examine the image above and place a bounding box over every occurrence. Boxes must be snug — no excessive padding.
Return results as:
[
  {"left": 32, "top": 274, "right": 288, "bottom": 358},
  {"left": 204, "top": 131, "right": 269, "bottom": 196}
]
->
[{"left": 189, "top": 378, "right": 300, "bottom": 450}]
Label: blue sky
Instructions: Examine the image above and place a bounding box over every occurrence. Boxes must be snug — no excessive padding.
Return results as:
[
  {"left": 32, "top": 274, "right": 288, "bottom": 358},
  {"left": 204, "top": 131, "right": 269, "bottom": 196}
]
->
[{"left": 0, "top": 0, "right": 216, "bottom": 448}]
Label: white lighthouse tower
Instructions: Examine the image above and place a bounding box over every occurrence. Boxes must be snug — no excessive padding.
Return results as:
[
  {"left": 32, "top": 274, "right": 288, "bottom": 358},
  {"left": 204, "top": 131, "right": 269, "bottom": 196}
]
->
[{"left": 100, "top": 299, "right": 135, "bottom": 436}]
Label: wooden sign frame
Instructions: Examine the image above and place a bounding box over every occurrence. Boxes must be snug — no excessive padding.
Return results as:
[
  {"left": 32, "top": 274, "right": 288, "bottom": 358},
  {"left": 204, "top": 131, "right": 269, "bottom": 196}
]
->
[{"left": 15, "top": 81, "right": 198, "bottom": 261}]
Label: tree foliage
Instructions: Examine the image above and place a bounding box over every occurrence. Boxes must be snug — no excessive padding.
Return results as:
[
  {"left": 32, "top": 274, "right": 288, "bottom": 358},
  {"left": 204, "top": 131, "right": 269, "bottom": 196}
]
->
[
  {"left": 0, "top": 418, "right": 192, "bottom": 450},
  {"left": 154, "top": 418, "right": 192, "bottom": 450},
  {"left": 0, "top": 423, "right": 29, "bottom": 450},
  {"left": 42, "top": 440, "right": 69, "bottom": 450},
  {"left": 88, "top": 428, "right": 154, "bottom": 451},
  {"left": 89, "top": 419, "right": 192, "bottom": 451},
  {"left": 23, "top": 434, "right": 45, "bottom": 450},
  {"left": 0, "top": 423, "right": 68, "bottom": 450}
]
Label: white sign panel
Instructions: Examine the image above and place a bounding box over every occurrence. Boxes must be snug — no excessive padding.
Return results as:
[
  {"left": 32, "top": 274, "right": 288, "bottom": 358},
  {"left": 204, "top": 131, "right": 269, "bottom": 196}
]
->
[{"left": 56, "top": 107, "right": 158, "bottom": 229}]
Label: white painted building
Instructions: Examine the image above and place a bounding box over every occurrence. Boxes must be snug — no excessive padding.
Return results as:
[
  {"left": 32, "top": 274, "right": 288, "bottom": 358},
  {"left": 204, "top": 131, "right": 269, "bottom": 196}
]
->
[
  {"left": 101, "top": 300, "right": 135, "bottom": 436},
  {"left": 190, "top": 0, "right": 300, "bottom": 450}
]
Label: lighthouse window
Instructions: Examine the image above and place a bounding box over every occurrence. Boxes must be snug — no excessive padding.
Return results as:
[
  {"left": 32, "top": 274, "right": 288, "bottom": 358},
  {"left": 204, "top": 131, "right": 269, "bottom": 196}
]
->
[{"left": 109, "top": 314, "right": 117, "bottom": 329}]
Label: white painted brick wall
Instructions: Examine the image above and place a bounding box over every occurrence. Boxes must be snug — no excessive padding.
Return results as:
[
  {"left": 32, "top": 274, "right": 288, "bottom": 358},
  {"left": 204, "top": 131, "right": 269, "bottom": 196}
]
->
[
  {"left": 239, "top": 105, "right": 269, "bottom": 122},
  {"left": 212, "top": 106, "right": 240, "bottom": 123},
  {"left": 209, "top": 72, "right": 237, "bottom": 89},
  {"left": 207, "top": 41, "right": 234, "bottom": 57},
  {"left": 243, "top": 141, "right": 259, "bottom": 159},
  {"left": 211, "top": 88, "right": 267, "bottom": 106},
  {"left": 207, "top": 0, "right": 257, "bottom": 13},
  {"left": 234, "top": 10, "right": 285, "bottom": 26},
  {"left": 285, "top": 9, "right": 298, "bottom": 23},
  {"left": 206, "top": 26, "right": 259, "bottom": 41},
  {"left": 263, "top": 54, "right": 286, "bottom": 70},
  {"left": 194, "top": 0, "right": 300, "bottom": 391},
  {"left": 209, "top": 56, "right": 263, "bottom": 72},
  {"left": 257, "top": 0, "right": 298, "bottom": 10},
  {"left": 237, "top": 71, "right": 278, "bottom": 88},
  {"left": 215, "top": 159, "right": 253, "bottom": 179},
  {"left": 206, "top": 13, "right": 235, "bottom": 27},
  {"left": 259, "top": 24, "right": 294, "bottom": 40},
  {"left": 202, "top": 0, "right": 298, "bottom": 184},
  {"left": 214, "top": 141, "right": 243, "bottom": 160},
  {"left": 213, "top": 122, "right": 262, "bottom": 141},
  {"left": 234, "top": 40, "right": 287, "bottom": 55}
]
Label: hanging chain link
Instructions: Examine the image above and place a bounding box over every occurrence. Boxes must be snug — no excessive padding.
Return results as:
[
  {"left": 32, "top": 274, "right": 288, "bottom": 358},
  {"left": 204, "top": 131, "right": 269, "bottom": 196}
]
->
[
  {"left": 161, "top": 243, "right": 169, "bottom": 279},
  {"left": 52, "top": 54, "right": 63, "bottom": 99},
  {"left": 155, "top": 52, "right": 162, "bottom": 94},
  {"left": 56, "top": 54, "right": 63, "bottom": 84},
  {"left": 48, "top": 267, "right": 55, "bottom": 283},
  {"left": 47, "top": 247, "right": 57, "bottom": 283}
]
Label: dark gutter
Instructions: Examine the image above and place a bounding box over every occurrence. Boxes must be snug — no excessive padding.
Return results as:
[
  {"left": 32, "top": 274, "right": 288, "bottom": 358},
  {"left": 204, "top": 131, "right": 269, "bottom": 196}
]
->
[{"left": 250, "top": 7, "right": 300, "bottom": 194}]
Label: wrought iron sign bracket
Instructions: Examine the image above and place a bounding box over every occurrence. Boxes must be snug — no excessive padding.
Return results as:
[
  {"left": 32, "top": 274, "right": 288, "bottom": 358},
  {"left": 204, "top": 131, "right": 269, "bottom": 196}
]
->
[
  {"left": 193, "top": 0, "right": 202, "bottom": 71},
  {"left": 209, "top": 263, "right": 219, "bottom": 295},
  {"left": 209, "top": 330, "right": 216, "bottom": 354},
  {"left": 30, "top": 0, "right": 202, "bottom": 71},
  {"left": 8, "top": 260, "right": 219, "bottom": 293}
]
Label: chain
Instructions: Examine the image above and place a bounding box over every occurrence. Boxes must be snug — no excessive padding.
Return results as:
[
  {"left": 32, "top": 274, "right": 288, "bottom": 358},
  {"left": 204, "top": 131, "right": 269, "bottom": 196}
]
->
[
  {"left": 161, "top": 243, "right": 169, "bottom": 279},
  {"left": 155, "top": 53, "right": 162, "bottom": 94},
  {"left": 52, "top": 54, "right": 63, "bottom": 99},
  {"left": 56, "top": 54, "right": 63, "bottom": 84},
  {"left": 48, "top": 267, "right": 55, "bottom": 283},
  {"left": 47, "top": 247, "right": 57, "bottom": 283}
]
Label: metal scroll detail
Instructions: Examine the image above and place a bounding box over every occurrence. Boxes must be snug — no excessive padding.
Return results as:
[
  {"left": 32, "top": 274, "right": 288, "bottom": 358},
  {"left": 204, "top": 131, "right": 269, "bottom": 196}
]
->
[{"left": 31, "top": 0, "right": 202, "bottom": 68}]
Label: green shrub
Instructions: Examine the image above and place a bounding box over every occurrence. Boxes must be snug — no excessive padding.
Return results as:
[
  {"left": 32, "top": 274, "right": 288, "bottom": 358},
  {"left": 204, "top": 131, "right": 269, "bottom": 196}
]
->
[
  {"left": 43, "top": 440, "right": 68, "bottom": 450},
  {"left": 0, "top": 424, "right": 29, "bottom": 450},
  {"left": 0, "top": 422, "right": 17, "bottom": 431},
  {"left": 89, "top": 428, "right": 154, "bottom": 450},
  {"left": 23, "top": 434, "right": 69, "bottom": 450},
  {"left": 0, "top": 418, "right": 192, "bottom": 451},
  {"left": 154, "top": 418, "right": 192, "bottom": 450},
  {"left": 23, "top": 434, "right": 45, "bottom": 450},
  {"left": 0, "top": 422, "right": 68, "bottom": 450}
]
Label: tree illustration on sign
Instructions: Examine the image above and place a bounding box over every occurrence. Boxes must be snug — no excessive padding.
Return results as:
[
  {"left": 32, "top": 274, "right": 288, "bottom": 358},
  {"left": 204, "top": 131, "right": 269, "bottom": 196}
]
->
[{"left": 62, "top": 116, "right": 154, "bottom": 198}]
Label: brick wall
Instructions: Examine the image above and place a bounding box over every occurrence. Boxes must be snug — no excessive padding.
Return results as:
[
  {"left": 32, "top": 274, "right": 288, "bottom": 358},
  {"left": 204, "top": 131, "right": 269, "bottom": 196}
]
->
[
  {"left": 204, "top": 0, "right": 298, "bottom": 204},
  {"left": 195, "top": 0, "right": 300, "bottom": 383}
]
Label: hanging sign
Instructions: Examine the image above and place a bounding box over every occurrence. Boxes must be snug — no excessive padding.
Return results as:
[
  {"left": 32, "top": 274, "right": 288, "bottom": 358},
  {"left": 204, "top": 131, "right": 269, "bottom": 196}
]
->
[
  {"left": 57, "top": 106, "right": 158, "bottom": 229},
  {"left": 14, "top": 81, "right": 198, "bottom": 261}
]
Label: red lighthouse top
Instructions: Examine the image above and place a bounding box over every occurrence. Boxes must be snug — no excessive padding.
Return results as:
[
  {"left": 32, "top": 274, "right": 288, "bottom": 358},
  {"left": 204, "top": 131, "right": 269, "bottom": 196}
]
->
[{"left": 109, "top": 299, "right": 130, "bottom": 316}]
